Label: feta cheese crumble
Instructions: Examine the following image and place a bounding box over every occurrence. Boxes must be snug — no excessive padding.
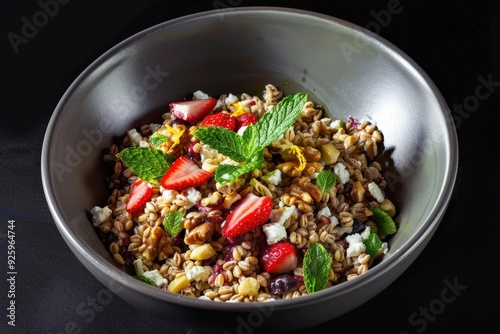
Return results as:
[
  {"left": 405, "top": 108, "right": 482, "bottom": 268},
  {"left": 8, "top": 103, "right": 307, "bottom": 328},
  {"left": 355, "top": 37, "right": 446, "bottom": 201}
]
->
[
  {"left": 127, "top": 129, "right": 143, "bottom": 146},
  {"left": 186, "top": 266, "right": 213, "bottom": 282},
  {"left": 182, "top": 187, "right": 202, "bottom": 209},
  {"left": 368, "top": 182, "right": 384, "bottom": 203},
  {"left": 345, "top": 233, "right": 366, "bottom": 257},
  {"left": 143, "top": 269, "right": 168, "bottom": 288},
  {"left": 263, "top": 223, "right": 287, "bottom": 245},
  {"left": 333, "top": 163, "right": 350, "bottom": 185},
  {"left": 90, "top": 206, "right": 112, "bottom": 227}
]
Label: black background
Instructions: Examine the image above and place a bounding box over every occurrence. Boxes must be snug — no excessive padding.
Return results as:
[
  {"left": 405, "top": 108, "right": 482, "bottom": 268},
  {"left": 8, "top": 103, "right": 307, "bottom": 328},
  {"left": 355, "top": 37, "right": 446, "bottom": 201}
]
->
[{"left": 1, "top": 0, "right": 499, "bottom": 333}]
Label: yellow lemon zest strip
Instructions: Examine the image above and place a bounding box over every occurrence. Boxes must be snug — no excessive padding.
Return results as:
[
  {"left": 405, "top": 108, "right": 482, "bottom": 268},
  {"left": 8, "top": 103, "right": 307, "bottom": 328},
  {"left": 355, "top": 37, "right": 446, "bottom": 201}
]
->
[
  {"left": 166, "top": 125, "right": 185, "bottom": 150},
  {"left": 231, "top": 102, "right": 247, "bottom": 117},
  {"left": 290, "top": 145, "right": 306, "bottom": 172}
]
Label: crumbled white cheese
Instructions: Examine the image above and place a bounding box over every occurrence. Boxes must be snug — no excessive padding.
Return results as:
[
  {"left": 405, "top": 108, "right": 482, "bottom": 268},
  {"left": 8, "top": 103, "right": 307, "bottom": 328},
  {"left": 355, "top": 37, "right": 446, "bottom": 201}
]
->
[
  {"left": 368, "top": 182, "right": 384, "bottom": 203},
  {"left": 199, "top": 144, "right": 219, "bottom": 163},
  {"left": 139, "top": 140, "right": 149, "bottom": 148},
  {"left": 269, "top": 205, "right": 296, "bottom": 225},
  {"left": 160, "top": 189, "right": 178, "bottom": 203},
  {"left": 127, "top": 129, "right": 143, "bottom": 146},
  {"left": 360, "top": 225, "right": 371, "bottom": 239},
  {"left": 193, "top": 90, "right": 210, "bottom": 100},
  {"left": 90, "top": 206, "right": 112, "bottom": 227},
  {"left": 345, "top": 233, "right": 366, "bottom": 257},
  {"left": 333, "top": 163, "right": 350, "bottom": 185},
  {"left": 143, "top": 269, "right": 168, "bottom": 288},
  {"left": 380, "top": 242, "right": 389, "bottom": 254},
  {"left": 328, "top": 119, "right": 344, "bottom": 130},
  {"left": 262, "top": 169, "right": 282, "bottom": 186},
  {"left": 186, "top": 266, "right": 213, "bottom": 282},
  {"left": 316, "top": 206, "right": 339, "bottom": 226},
  {"left": 263, "top": 223, "right": 287, "bottom": 245},
  {"left": 225, "top": 93, "right": 239, "bottom": 105},
  {"left": 183, "top": 187, "right": 202, "bottom": 209},
  {"left": 214, "top": 99, "right": 225, "bottom": 110},
  {"left": 316, "top": 206, "right": 331, "bottom": 220}
]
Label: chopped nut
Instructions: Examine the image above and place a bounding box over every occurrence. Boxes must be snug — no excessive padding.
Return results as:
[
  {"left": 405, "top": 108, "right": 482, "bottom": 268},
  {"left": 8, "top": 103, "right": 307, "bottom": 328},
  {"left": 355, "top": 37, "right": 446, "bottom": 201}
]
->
[{"left": 184, "top": 222, "right": 215, "bottom": 245}]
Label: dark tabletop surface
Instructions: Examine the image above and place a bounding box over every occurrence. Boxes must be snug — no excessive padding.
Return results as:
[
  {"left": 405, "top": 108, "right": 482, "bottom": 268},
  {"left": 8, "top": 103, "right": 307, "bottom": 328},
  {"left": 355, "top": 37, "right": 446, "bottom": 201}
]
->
[{"left": 1, "top": 0, "right": 499, "bottom": 333}]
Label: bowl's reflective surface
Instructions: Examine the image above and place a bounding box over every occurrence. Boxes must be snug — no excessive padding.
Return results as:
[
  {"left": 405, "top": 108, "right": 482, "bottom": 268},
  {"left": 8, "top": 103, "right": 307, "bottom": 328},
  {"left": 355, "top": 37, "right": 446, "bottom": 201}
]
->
[{"left": 41, "top": 7, "right": 458, "bottom": 332}]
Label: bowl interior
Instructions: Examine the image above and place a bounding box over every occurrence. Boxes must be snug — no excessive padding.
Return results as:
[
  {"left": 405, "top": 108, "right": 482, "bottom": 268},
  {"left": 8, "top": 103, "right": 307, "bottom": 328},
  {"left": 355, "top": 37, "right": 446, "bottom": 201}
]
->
[{"left": 42, "top": 6, "right": 457, "bottom": 314}]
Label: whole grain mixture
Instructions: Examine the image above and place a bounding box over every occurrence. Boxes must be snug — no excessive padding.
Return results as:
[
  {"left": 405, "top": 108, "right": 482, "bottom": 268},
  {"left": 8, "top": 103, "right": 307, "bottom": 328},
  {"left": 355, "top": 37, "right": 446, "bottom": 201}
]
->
[{"left": 89, "top": 84, "right": 398, "bottom": 302}]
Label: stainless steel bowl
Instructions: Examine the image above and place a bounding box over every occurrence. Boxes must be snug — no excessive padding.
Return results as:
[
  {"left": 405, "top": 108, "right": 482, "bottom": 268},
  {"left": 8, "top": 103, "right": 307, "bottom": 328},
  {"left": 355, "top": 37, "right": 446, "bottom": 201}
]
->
[{"left": 41, "top": 7, "right": 458, "bottom": 332}]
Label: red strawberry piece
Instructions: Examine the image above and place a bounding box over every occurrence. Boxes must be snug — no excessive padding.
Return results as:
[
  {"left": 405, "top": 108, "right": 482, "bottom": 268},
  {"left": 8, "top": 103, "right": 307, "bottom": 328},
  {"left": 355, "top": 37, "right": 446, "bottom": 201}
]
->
[
  {"left": 260, "top": 241, "right": 298, "bottom": 274},
  {"left": 201, "top": 112, "right": 236, "bottom": 130},
  {"left": 126, "top": 179, "right": 153, "bottom": 215},
  {"left": 169, "top": 98, "right": 218, "bottom": 122},
  {"left": 160, "top": 155, "right": 212, "bottom": 191},
  {"left": 221, "top": 193, "right": 273, "bottom": 238},
  {"left": 234, "top": 113, "right": 257, "bottom": 132}
]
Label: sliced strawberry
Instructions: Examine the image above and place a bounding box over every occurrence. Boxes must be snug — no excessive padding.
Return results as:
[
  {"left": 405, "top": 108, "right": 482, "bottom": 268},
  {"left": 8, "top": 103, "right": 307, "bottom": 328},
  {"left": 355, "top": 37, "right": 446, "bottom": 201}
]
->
[
  {"left": 201, "top": 112, "right": 236, "bottom": 130},
  {"left": 260, "top": 241, "right": 298, "bottom": 274},
  {"left": 169, "top": 98, "right": 217, "bottom": 122},
  {"left": 126, "top": 179, "right": 153, "bottom": 215},
  {"left": 160, "top": 155, "right": 212, "bottom": 191},
  {"left": 234, "top": 113, "right": 257, "bottom": 132},
  {"left": 221, "top": 193, "right": 273, "bottom": 238}
]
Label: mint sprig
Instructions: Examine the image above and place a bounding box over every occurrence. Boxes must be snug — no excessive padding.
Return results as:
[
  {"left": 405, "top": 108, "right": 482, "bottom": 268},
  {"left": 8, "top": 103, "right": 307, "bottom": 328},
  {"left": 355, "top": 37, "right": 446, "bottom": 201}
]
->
[
  {"left": 162, "top": 210, "right": 184, "bottom": 237},
  {"left": 363, "top": 232, "right": 383, "bottom": 259},
  {"left": 194, "top": 92, "right": 307, "bottom": 184},
  {"left": 303, "top": 242, "right": 332, "bottom": 294},
  {"left": 149, "top": 133, "right": 170, "bottom": 147},
  {"left": 370, "top": 207, "right": 397, "bottom": 236},
  {"left": 116, "top": 147, "right": 175, "bottom": 182},
  {"left": 316, "top": 169, "right": 337, "bottom": 195}
]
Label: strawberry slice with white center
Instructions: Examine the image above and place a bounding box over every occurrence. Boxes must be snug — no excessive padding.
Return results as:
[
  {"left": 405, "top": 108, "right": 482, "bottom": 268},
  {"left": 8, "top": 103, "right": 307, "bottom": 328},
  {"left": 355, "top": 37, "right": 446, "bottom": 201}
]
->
[
  {"left": 221, "top": 193, "right": 273, "bottom": 238},
  {"left": 169, "top": 98, "right": 218, "bottom": 122},
  {"left": 260, "top": 240, "right": 298, "bottom": 274},
  {"left": 126, "top": 179, "right": 153, "bottom": 215},
  {"left": 160, "top": 155, "right": 212, "bottom": 191}
]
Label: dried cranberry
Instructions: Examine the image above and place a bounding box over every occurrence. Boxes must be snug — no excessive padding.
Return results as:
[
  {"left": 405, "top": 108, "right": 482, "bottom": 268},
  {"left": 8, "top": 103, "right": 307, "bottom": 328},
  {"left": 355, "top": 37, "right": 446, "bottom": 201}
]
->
[
  {"left": 187, "top": 143, "right": 200, "bottom": 161},
  {"left": 352, "top": 218, "right": 365, "bottom": 234},
  {"left": 224, "top": 248, "right": 234, "bottom": 261},
  {"left": 268, "top": 275, "right": 301, "bottom": 295}
]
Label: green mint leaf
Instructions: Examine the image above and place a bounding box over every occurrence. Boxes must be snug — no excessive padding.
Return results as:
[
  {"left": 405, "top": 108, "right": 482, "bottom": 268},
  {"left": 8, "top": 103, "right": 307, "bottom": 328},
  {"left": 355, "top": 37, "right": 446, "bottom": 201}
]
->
[
  {"left": 363, "top": 232, "right": 383, "bottom": 259},
  {"left": 194, "top": 92, "right": 307, "bottom": 185},
  {"left": 149, "top": 133, "right": 170, "bottom": 147},
  {"left": 370, "top": 207, "right": 397, "bottom": 236},
  {"left": 249, "top": 92, "right": 307, "bottom": 154},
  {"left": 303, "top": 242, "right": 332, "bottom": 294},
  {"left": 162, "top": 210, "right": 184, "bottom": 237},
  {"left": 214, "top": 151, "right": 263, "bottom": 184},
  {"left": 193, "top": 127, "right": 247, "bottom": 162},
  {"left": 116, "top": 147, "right": 174, "bottom": 182},
  {"left": 316, "top": 169, "right": 337, "bottom": 194},
  {"left": 134, "top": 274, "right": 157, "bottom": 287}
]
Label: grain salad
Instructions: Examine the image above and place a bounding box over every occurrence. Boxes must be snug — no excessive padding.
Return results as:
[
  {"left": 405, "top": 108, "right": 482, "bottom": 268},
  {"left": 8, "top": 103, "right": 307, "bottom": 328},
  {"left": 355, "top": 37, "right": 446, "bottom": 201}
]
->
[{"left": 89, "top": 83, "right": 398, "bottom": 302}]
